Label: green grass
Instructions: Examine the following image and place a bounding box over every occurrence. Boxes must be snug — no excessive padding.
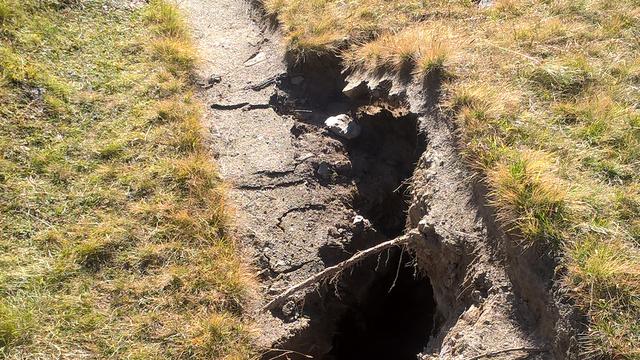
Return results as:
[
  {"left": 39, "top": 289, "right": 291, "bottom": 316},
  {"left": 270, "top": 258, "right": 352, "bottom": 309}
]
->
[
  {"left": 264, "top": 0, "right": 640, "bottom": 358},
  {"left": 0, "top": 0, "right": 253, "bottom": 358}
]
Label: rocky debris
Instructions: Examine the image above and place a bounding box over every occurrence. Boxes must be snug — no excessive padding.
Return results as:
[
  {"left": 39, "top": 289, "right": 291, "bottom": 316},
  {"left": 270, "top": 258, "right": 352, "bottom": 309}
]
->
[
  {"left": 342, "top": 77, "right": 368, "bottom": 99},
  {"left": 418, "top": 218, "right": 435, "bottom": 235},
  {"left": 324, "top": 114, "right": 361, "bottom": 140},
  {"left": 352, "top": 215, "right": 371, "bottom": 227},
  {"left": 281, "top": 300, "right": 299, "bottom": 321},
  {"left": 28, "top": 87, "right": 45, "bottom": 100},
  {"left": 199, "top": 74, "right": 222, "bottom": 89},
  {"left": 294, "top": 152, "right": 314, "bottom": 162},
  {"left": 208, "top": 74, "right": 221, "bottom": 84},
  {"left": 352, "top": 215, "right": 372, "bottom": 233}
]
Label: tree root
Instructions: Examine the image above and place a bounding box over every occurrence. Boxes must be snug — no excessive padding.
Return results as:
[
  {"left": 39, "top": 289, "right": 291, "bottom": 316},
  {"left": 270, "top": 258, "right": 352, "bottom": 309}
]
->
[{"left": 262, "top": 234, "right": 410, "bottom": 311}]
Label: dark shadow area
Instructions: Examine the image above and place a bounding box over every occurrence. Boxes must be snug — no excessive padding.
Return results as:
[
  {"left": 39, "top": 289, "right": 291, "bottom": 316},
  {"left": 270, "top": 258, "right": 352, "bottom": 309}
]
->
[
  {"left": 328, "top": 249, "right": 436, "bottom": 360},
  {"left": 262, "top": 249, "right": 437, "bottom": 360},
  {"left": 285, "top": 52, "right": 348, "bottom": 107},
  {"left": 316, "top": 106, "right": 425, "bottom": 265},
  {"left": 348, "top": 107, "right": 425, "bottom": 238}
]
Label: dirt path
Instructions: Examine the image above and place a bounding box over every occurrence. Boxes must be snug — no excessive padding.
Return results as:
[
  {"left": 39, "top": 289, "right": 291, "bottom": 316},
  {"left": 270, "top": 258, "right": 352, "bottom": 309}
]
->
[
  {"left": 179, "top": 0, "right": 372, "bottom": 351},
  {"left": 180, "top": 1, "right": 575, "bottom": 359}
]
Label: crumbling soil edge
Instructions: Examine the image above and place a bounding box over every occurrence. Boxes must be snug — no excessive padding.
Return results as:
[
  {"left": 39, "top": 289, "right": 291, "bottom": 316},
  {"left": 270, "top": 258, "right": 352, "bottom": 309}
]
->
[
  {"left": 273, "top": 54, "right": 587, "bottom": 357},
  {"left": 181, "top": 0, "right": 585, "bottom": 356},
  {"left": 402, "top": 76, "right": 586, "bottom": 358}
]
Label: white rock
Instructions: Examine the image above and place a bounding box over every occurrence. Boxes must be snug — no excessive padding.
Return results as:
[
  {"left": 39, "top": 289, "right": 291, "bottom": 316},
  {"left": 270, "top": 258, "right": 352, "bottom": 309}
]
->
[
  {"left": 352, "top": 215, "right": 371, "bottom": 226},
  {"left": 324, "top": 114, "right": 361, "bottom": 140}
]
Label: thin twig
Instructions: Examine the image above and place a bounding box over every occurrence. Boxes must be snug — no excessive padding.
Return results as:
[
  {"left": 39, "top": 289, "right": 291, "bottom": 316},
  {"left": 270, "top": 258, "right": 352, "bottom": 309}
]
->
[
  {"left": 262, "top": 235, "right": 410, "bottom": 311},
  {"left": 468, "top": 347, "right": 547, "bottom": 360},
  {"left": 388, "top": 249, "right": 404, "bottom": 293}
]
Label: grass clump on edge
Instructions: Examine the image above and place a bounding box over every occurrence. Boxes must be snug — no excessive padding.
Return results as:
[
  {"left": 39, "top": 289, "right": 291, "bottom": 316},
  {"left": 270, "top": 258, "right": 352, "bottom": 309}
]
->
[
  {"left": 0, "top": 0, "right": 254, "bottom": 358},
  {"left": 488, "top": 151, "right": 567, "bottom": 247},
  {"left": 265, "top": 0, "right": 640, "bottom": 357}
]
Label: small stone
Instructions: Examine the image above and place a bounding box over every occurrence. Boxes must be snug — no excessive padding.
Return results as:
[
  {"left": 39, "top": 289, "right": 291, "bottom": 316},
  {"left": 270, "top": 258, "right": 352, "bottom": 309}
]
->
[
  {"left": 324, "top": 114, "right": 361, "bottom": 140},
  {"left": 352, "top": 215, "right": 371, "bottom": 232},
  {"left": 281, "top": 300, "right": 299, "bottom": 321},
  {"left": 471, "top": 290, "right": 483, "bottom": 303},
  {"left": 208, "top": 74, "right": 222, "bottom": 84},
  {"left": 317, "top": 162, "right": 331, "bottom": 178},
  {"left": 28, "top": 87, "right": 45, "bottom": 100},
  {"left": 290, "top": 76, "right": 304, "bottom": 85},
  {"left": 418, "top": 219, "right": 435, "bottom": 234},
  {"left": 352, "top": 215, "right": 371, "bottom": 227}
]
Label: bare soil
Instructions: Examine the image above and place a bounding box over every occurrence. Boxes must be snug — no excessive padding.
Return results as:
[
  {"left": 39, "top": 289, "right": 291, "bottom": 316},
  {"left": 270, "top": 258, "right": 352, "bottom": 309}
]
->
[{"left": 180, "top": 1, "right": 582, "bottom": 359}]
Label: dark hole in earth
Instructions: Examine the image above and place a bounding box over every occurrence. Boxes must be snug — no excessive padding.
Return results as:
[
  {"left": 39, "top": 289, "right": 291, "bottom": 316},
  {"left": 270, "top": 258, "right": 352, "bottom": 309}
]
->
[
  {"left": 318, "top": 106, "right": 425, "bottom": 265},
  {"left": 264, "top": 249, "right": 437, "bottom": 360},
  {"left": 263, "top": 70, "right": 435, "bottom": 359},
  {"left": 348, "top": 107, "right": 424, "bottom": 238},
  {"left": 327, "top": 249, "right": 436, "bottom": 360}
]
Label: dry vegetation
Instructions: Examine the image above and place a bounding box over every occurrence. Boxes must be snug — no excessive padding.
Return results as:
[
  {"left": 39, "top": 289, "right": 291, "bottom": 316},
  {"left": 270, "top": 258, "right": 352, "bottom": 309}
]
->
[
  {"left": 0, "top": 0, "right": 252, "bottom": 358},
  {"left": 263, "top": 0, "right": 640, "bottom": 358}
]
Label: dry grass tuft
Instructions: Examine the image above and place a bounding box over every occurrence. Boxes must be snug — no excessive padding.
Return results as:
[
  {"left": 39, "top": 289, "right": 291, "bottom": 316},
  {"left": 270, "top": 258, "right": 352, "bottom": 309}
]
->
[
  {"left": 345, "top": 26, "right": 452, "bottom": 77},
  {"left": 568, "top": 238, "right": 640, "bottom": 358},
  {"left": 489, "top": 151, "right": 567, "bottom": 247}
]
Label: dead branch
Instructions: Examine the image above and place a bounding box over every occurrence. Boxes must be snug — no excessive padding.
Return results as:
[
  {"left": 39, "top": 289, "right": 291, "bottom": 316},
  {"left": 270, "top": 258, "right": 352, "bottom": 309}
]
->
[
  {"left": 468, "top": 347, "right": 547, "bottom": 360},
  {"left": 262, "top": 234, "right": 410, "bottom": 311}
]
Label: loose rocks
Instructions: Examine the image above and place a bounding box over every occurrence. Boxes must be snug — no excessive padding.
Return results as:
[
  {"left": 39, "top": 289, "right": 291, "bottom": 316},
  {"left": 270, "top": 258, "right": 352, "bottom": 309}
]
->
[{"left": 324, "top": 114, "right": 361, "bottom": 140}]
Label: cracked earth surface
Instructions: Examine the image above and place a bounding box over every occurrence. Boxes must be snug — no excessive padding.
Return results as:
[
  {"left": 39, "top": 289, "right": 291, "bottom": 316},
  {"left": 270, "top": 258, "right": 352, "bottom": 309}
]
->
[{"left": 179, "top": 0, "right": 371, "bottom": 346}]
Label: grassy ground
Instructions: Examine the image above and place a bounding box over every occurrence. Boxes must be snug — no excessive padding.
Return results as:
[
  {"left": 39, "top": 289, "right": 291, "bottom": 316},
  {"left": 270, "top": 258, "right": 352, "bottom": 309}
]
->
[
  {"left": 263, "top": 0, "right": 639, "bottom": 358},
  {"left": 0, "top": 0, "right": 253, "bottom": 358}
]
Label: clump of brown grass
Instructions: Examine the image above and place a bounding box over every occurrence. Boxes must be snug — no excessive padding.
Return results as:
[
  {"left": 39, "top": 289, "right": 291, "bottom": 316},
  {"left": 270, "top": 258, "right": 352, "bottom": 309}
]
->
[
  {"left": 0, "top": 0, "right": 253, "bottom": 358},
  {"left": 345, "top": 26, "right": 452, "bottom": 76},
  {"left": 567, "top": 238, "right": 640, "bottom": 358},
  {"left": 488, "top": 150, "right": 567, "bottom": 247}
]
